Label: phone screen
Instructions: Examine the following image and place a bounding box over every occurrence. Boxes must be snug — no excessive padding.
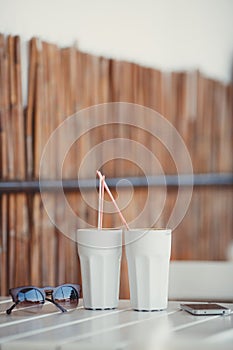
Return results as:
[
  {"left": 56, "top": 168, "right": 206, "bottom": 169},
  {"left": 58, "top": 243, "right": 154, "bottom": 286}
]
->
[{"left": 183, "top": 303, "right": 229, "bottom": 310}]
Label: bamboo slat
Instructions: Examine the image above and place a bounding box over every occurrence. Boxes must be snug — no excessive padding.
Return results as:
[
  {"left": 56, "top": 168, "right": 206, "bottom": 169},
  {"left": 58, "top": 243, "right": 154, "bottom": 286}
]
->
[
  {"left": 40, "top": 42, "right": 56, "bottom": 286},
  {"left": 55, "top": 46, "right": 68, "bottom": 285},
  {"left": 8, "top": 194, "right": 16, "bottom": 288},
  {"left": 13, "top": 36, "right": 29, "bottom": 287},
  {"left": 26, "top": 38, "right": 37, "bottom": 179},
  {"left": 0, "top": 34, "right": 7, "bottom": 180},
  {"left": 0, "top": 39, "right": 5, "bottom": 297},
  {"left": 6, "top": 36, "right": 17, "bottom": 291},
  {"left": 0, "top": 35, "right": 9, "bottom": 294},
  {"left": 30, "top": 194, "right": 42, "bottom": 285},
  {"left": 30, "top": 38, "right": 45, "bottom": 286},
  {"left": 63, "top": 46, "right": 80, "bottom": 283},
  {"left": 133, "top": 64, "right": 150, "bottom": 227},
  {"left": 0, "top": 195, "right": 7, "bottom": 294},
  {"left": 148, "top": 67, "right": 166, "bottom": 231}
]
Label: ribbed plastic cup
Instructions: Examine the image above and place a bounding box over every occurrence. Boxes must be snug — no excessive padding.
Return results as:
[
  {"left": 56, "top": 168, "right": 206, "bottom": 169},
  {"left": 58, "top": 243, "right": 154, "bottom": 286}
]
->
[
  {"left": 125, "top": 228, "right": 171, "bottom": 311},
  {"left": 77, "top": 229, "right": 122, "bottom": 310}
]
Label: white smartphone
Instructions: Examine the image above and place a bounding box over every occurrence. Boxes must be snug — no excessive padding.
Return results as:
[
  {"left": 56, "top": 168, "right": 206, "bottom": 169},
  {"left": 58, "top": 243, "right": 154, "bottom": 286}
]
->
[{"left": 180, "top": 303, "right": 231, "bottom": 315}]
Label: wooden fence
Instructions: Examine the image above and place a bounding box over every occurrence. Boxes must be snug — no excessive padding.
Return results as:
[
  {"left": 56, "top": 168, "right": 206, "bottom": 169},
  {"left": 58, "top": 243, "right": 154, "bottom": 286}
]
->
[{"left": 0, "top": 34, "right": 232, "bottom": 297}]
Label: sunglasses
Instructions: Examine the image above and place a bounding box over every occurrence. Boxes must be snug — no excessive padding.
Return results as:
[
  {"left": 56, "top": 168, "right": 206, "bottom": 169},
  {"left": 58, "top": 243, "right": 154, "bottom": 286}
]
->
[{"left": 6, "top": 284, "right": 81, "bottom": 315}]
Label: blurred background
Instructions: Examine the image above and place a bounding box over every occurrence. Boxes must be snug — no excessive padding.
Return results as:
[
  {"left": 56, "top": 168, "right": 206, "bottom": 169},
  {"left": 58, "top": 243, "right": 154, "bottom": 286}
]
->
[{"left": 0, "top": 0, "right": 232, "bottom": 297}]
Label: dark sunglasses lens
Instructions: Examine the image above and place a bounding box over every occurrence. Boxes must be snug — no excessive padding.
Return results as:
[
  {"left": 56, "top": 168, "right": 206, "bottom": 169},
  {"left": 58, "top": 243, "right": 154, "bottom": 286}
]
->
[
  {"left": 54, "top": 286, "right": 79, "bottom": 310},
  {"left": 17, "top": 288, "right": 44, "bottom": 312}
]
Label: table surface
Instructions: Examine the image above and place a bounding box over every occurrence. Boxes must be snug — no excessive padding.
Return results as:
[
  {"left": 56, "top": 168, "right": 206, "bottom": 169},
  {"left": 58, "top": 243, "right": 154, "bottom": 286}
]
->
[{"left": 0, "top": 297, "right": 233, "bottom": 350}]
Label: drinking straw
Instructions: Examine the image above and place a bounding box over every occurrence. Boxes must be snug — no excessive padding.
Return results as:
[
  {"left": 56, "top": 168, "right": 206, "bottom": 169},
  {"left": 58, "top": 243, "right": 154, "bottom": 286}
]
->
[
  {"left": 101, "top": 175, "right": 105, "bottom": 225},
  {"left": 97, "top": 175, "right": 102, "bottom": 229},
  {"left": 97, "top": 174, "right": 105, "bottom": 229},
  {"left": 96, "top": 171, "right": 130, "bottom": 230}
]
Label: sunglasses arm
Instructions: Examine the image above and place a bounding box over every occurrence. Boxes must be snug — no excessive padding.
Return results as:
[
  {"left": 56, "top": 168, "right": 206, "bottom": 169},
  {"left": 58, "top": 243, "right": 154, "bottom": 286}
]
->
[
  {"left": 45, "top": 298, "right": 67, "bottom": 312},
  {"left": 6, "top": 301, "right": 20, "bottom": 315}
]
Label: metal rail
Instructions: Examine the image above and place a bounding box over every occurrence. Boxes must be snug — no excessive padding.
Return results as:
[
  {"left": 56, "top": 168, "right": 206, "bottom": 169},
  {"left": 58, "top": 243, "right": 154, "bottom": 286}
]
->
[{"left": 0, "top": 173, "right": 232, "bottom": 193}]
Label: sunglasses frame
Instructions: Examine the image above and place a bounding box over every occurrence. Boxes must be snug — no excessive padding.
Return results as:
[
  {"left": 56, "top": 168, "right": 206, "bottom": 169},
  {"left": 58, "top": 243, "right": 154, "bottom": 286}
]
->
[{"left": 6, "top": 283, "right": 81, "bottom": 315}]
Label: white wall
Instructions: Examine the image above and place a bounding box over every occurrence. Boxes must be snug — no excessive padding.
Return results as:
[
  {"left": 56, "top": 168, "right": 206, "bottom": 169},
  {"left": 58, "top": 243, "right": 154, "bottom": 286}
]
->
[{"left": 0, "top": 0, "right": 233, "bottom": 85}]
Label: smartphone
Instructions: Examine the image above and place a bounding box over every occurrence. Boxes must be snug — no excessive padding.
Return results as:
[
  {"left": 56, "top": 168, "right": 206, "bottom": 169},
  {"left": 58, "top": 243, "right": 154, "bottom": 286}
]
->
[{"left": 180, "top": 303, "right": 231, "bottom": 315}]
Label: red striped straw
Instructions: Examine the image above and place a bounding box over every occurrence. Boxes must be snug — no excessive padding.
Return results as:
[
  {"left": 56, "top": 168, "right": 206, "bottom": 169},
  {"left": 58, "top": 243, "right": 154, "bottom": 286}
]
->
[
  {"left": 96, "top": 170, "right": 130, "bottom": 230},
  {"left": 97, "top": 174, "right": 105, "bottom": 229}
]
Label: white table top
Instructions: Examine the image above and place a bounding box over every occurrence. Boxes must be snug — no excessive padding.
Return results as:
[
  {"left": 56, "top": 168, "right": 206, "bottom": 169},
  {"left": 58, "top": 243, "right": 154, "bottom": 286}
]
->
[{"left": 0, "top": 297, "right": 233, "bottom": 350}]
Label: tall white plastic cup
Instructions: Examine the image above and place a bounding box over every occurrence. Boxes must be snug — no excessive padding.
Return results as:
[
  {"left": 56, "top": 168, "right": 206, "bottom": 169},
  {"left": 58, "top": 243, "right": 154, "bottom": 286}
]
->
[
  {"left": 77, "top": 229, "right": 122, "bottom": 310},
  {"left": 125, "top": 228, "right": 172, "bottom": 311}
]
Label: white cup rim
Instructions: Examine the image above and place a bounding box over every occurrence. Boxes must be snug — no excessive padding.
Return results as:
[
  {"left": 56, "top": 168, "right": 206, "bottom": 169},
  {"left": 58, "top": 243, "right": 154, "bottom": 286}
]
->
[
  {"left": 77, "top": 228, "right": 122, "bottom": 249},
  {"left": 77, "top": 228, "right": 122, "bottom": 232},
  {"left": 124, "top": 228, "right": 172, "bottom": 245},
  {"left": 125, "top": 228, "right": 171, "bottom": 231}
]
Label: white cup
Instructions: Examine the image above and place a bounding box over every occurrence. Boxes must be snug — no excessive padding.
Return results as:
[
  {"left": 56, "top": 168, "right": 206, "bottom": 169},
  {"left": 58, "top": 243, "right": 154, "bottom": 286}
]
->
[
  {"left": 125, "top": 228, "right": 172, "bottom": 311},
  {"left": 77, "top": 229, "right": 122, "bottom": 310}
]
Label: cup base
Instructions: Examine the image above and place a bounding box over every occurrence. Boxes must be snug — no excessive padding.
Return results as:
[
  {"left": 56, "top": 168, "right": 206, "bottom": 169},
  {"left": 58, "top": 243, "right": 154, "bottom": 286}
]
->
[
  {"left": 134, "top": 308, "right": 165, "bottom": 312},
  {"left": 85, "top": 307, "right": 117, "bottom": 311}
]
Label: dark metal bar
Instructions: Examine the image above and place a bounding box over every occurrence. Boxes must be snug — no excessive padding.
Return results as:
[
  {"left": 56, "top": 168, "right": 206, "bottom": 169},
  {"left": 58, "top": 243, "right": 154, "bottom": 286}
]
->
[{"left": 0, "top": 173, "right": 232, "bottom": 193}]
